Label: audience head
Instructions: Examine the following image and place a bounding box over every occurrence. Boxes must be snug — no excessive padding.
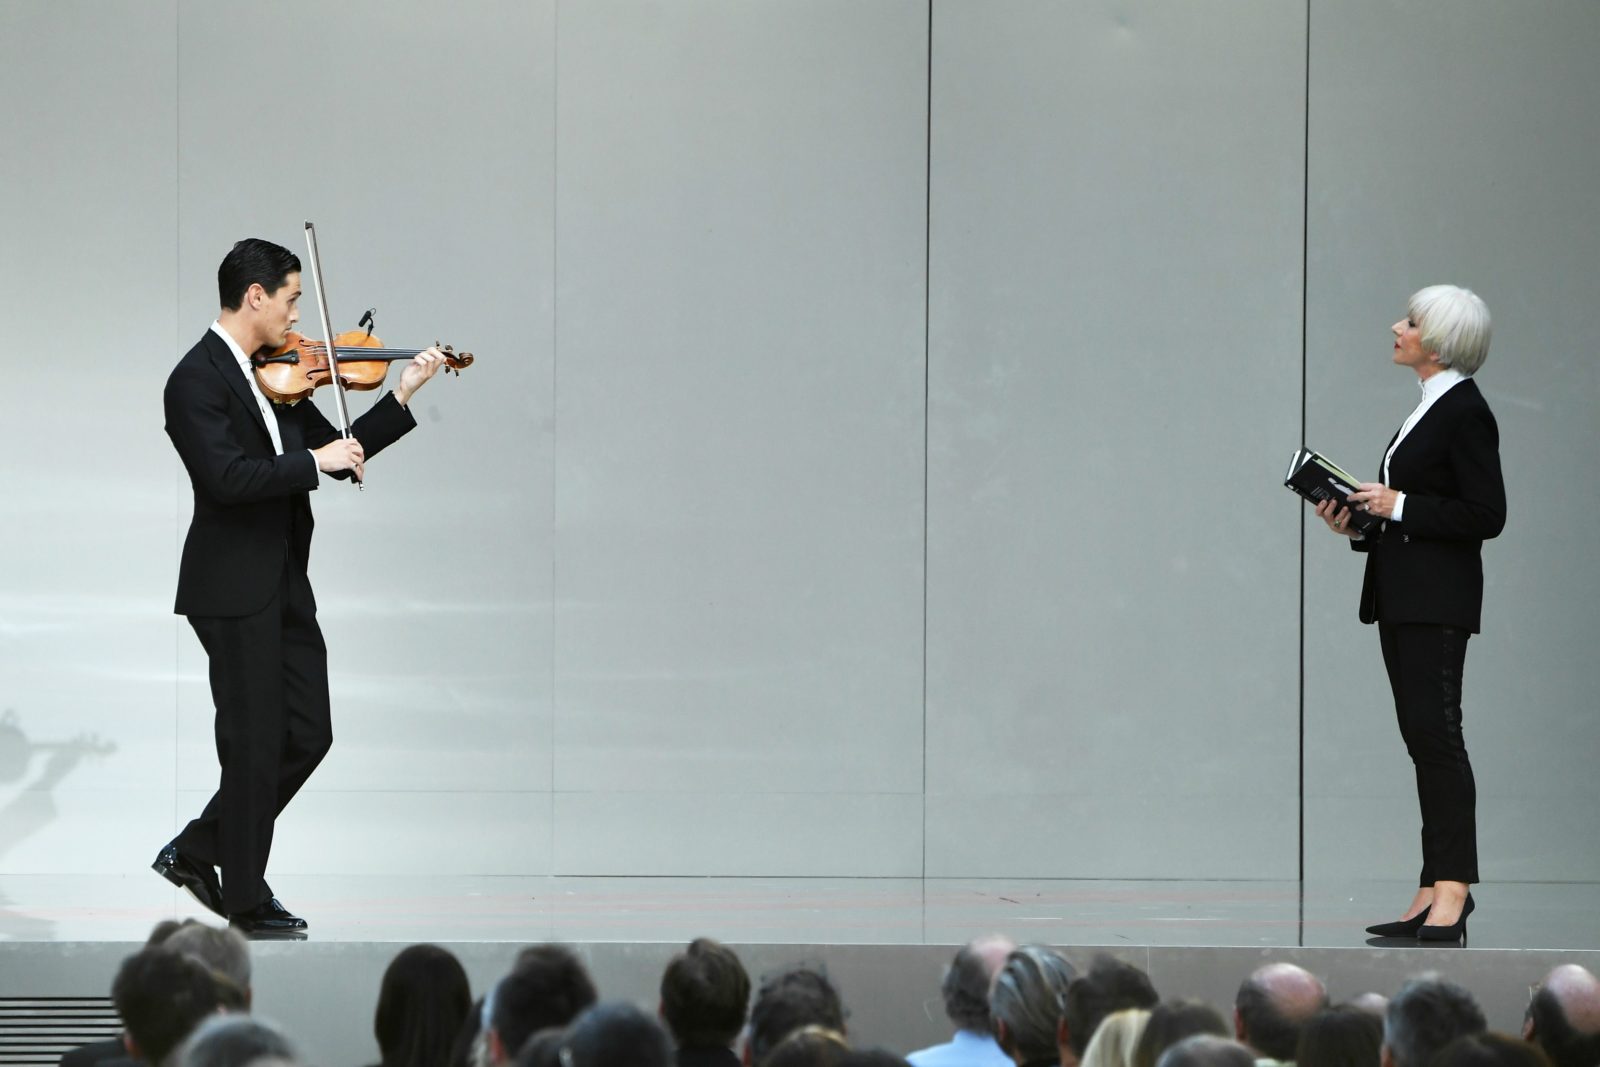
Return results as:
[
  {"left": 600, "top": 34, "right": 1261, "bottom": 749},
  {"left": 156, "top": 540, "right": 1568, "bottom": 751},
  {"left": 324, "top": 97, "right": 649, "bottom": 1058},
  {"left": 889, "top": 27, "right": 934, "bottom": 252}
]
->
[
  {"left": 374, "top": 944, "right": 473, "bottom": 1067},
  {"left": 1524, "top": 965, "right": 1600, "bottom": 1067},
  {"left": 660, "top": 937, "right": 751, "bottom": 1050},
  {"left": 511, "top": 1029, "right": 567, "bottom": 1067},
  {"left": 560, "top": 1002, "right": 672, "bottom": 1067},
  {"left": 761, "top": 1025, "right": 851, "bottom": 1067},
  {"left": 1156, "top": 1036, "right": 1256, "bottom": 1067},
  {"left": 146, "top": 919, "right": 186, "bottom": 947},
  {"left": 989, "top": 945, "right": 1078, "bottom": 1066},
  {"left": 1065, "top": 956, "right": 1160, "bottom": 1059},
  {"left": 747, "top": 968, "right": 847, "bottom": 1066},
  {"left": 1348, "top": 995, "right": 1389, "bottom": 1019},
  {"left": 939, "top": 935, "right": 1017, "bottom": 1036},
  {"left": 1296, "top": 1006, "right": 1383, "bottom": 1067},
  {"left": 177, "top": 1015, "right": 296, "bottom": 1067},
  {"left": 112, "top": 948, "right": 222, "bottom": 1067},
  {"left": 1234, "top": 963, "right": 1329, "bottom": 1062},
  {"left": 163, "top": 924, "right": 253, "bottom": 1011},
  {"left": 1382, "top": 974, "right": 1486, "bottom": 1067},
  {"left": 1435, "top": 1034, "right": 1552, "bottom": 1067},
  {"left": 1082, "top": 1009, "right": 1153, "bottom": 1067},
  {"left": 488, "top": 945, "right": 598, "bottom": 1065},
  {"left": 1132, "top": 1001, "right": 1230, "bottom": 1067}
]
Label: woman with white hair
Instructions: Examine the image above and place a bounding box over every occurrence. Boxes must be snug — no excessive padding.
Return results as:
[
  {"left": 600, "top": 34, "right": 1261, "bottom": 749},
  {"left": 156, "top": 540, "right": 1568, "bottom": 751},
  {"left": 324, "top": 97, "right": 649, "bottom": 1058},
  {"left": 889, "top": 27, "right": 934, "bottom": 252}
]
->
[{"left": 1315, "top": 284, "right": 1506, "bottom": 942}]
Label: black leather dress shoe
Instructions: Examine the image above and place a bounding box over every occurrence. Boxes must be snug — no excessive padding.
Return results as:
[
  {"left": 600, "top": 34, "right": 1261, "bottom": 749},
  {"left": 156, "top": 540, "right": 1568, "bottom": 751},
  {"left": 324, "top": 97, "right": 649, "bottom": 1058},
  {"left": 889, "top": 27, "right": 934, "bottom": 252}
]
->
[
  {"left": 152, "top": 845, "right": 225, "bottom": 918},
  {"left": 229, "top": 898, "right": 308, "bottom": 934}
]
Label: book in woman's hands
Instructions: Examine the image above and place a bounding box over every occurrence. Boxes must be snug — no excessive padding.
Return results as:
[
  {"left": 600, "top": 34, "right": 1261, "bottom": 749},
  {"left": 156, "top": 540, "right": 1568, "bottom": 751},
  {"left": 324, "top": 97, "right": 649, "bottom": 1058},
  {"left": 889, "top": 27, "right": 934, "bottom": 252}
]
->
[{"left": 1284, "top": 448, "right": 1383, "bottom": 534}]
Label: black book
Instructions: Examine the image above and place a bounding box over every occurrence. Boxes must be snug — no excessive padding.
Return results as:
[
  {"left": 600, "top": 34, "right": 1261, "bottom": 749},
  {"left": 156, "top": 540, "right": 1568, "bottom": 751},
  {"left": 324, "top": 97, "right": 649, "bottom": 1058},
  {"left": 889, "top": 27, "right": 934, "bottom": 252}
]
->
[{"left": 1284, "top": 447, "right": 1383, "bottom": 534}]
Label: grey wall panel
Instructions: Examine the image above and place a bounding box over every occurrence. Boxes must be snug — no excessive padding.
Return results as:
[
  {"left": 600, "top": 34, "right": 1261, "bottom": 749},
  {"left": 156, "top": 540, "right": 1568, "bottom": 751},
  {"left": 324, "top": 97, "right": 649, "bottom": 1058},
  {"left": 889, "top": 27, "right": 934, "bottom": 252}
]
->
[
  {"left": 551, "top": 1, "right": 928, "bottom": 872},
  {"left": 170, "top": 0, "right": 557, "bottom": 870},
  {"left": 926, "top": 1, "right": 1307, "bottom": 877},
  {"left": 1304, "top": 1, "right": 1600, "bottom": 884},
  {"left": 0, "top": 1, "right": 179, "bottom": 876},
  {"left": 553, "top": 793, "right": 923, "bottom": 877}
]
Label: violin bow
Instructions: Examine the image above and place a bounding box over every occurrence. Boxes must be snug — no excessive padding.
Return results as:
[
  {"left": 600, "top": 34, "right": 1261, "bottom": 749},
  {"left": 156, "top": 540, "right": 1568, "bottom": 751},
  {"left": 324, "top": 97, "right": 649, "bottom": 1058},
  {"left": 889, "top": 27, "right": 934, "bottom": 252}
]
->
[{"left": 302, "top": 221, "right": 362, "bottom": 490}]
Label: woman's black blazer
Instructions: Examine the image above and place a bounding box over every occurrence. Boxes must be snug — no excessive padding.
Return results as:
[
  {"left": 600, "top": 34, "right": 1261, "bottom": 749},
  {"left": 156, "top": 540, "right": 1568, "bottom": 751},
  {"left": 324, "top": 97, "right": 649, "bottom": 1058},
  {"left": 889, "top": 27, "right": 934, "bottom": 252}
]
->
[{"left": 1353, "top": 376, "right": 1506, "bottom": 633}]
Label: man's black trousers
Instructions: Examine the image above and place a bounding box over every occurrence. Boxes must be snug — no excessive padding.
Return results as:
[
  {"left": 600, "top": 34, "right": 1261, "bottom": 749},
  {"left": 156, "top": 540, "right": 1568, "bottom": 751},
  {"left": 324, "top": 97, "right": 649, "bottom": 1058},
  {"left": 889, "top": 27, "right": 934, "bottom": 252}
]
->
[{"left": 175, "top": 564, "right": 332, "bottom": 914}]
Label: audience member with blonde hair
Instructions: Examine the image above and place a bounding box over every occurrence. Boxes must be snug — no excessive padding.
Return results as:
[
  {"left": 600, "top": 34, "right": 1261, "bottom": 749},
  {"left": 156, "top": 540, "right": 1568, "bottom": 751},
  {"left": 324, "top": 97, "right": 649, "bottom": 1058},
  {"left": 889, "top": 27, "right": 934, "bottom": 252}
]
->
[{"left": 1081, "top": 1010, "right": 1153, "bottom": 1067}]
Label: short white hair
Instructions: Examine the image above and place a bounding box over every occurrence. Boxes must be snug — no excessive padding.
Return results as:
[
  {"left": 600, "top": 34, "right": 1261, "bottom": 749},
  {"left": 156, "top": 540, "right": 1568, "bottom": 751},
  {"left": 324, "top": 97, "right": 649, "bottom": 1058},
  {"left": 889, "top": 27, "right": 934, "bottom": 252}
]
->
[{"left": 1408, "top": 284, "right": 1492, "bottom": 375}]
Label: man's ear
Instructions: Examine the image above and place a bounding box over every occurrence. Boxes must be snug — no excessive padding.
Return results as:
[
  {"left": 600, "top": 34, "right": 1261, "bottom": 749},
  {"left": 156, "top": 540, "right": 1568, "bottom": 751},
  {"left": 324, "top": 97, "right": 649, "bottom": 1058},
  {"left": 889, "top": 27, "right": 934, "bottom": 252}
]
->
[
  {"left": 1057, "top": 1017, "right": 1078, "bottom": 1064},
  {"left": 122, "top": 1032, "right": 142, "bottom": 1062},
  {"left": 1522, "top": 1016, "right": 1536, "bottom": 1041},
  {"left": 487, "top": 1029, "right": 506, "bottom": 1066},
  {"left": 996, "top": 1019, "right": 1012, "bottom": 1054},
  {"left": 1381, "top": 1043, "right": 1395, "bottom": 1067},
  {"left": 1234, "top": 1007, "right": 1247, "bottom": 1042}
]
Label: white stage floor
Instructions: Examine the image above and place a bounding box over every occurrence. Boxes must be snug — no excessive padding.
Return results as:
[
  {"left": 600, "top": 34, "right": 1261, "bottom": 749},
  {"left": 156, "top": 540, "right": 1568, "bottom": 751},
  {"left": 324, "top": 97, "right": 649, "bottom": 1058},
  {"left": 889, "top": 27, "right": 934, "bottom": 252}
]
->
[{"left": 3, "top": 874, "right": 1598, "bottom": 949}]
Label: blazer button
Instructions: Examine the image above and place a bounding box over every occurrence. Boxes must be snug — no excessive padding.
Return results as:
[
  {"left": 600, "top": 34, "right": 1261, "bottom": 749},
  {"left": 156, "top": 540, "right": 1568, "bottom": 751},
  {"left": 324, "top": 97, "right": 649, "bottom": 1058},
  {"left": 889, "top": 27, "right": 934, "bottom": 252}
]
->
[{"left": 1402, "top": 534, "right": 1410, "bottom": 543}]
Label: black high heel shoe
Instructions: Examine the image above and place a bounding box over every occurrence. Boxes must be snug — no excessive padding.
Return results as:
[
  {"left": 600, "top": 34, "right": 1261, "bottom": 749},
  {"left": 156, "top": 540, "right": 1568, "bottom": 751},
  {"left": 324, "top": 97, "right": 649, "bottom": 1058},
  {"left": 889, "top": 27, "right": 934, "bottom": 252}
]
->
[
  {"left": 1418, "top": 893, "right": 1474, "bottom": 942},
  {"left": 1365, "top": 904, "right": 1432, "bottom": 938}
]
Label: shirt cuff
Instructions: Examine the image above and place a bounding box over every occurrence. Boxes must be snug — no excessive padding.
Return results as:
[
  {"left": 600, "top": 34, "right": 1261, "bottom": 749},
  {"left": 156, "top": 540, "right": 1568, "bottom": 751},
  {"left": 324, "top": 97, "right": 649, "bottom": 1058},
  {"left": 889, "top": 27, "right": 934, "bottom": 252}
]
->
[{"left": 1391, "top": 492, "right": 1406, "bottom": 522}]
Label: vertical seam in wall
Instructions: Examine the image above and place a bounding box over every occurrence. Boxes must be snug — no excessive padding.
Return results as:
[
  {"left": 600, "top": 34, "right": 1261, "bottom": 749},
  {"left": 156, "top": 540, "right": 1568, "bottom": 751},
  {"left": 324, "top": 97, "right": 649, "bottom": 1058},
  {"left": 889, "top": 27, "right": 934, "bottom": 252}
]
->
[
  {"left": 1298, "top": 0, "right": 1311, "bottom": 946},
  {"left": 173, "top": 0, "right": 183, "bottom": 857},
  {"left": 549, "top": 0, "right": 561, "bottom": 882},
  {"left": 920, "top": 0, "right": 933, "bottom": 906}
]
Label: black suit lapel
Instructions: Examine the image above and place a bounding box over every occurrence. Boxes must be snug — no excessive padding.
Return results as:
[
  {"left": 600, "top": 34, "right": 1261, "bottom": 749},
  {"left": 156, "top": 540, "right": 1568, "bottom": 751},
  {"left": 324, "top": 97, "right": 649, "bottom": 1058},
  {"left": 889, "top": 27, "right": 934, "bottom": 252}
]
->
[{"left": 202, "top": 330, "right": 273, "bottom": 445}]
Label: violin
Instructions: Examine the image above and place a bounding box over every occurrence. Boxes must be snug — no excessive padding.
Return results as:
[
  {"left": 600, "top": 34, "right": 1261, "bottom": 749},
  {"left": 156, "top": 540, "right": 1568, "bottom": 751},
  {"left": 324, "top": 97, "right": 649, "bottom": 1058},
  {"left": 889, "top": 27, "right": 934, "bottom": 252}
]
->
[{"left": 251, "top": 311, "right": 473, "bottom": 406}]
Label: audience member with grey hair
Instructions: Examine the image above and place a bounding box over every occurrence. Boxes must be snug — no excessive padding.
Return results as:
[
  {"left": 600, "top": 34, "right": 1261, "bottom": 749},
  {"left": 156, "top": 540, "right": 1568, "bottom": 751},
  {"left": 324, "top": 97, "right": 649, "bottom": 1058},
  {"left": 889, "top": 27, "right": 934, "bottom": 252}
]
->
[
  {"left": 908, "top": 935, "right": 1015, "bottom": 1067},
  {"left": 164, "top": 924, "right": 252, "bottom": 1011},
  {"left": 177, "top": 1017, "right": 296, "bottom": 1067},
  {"left": 1156, "top": 1037, "right": 1256, "bottom": 1067},
  {"left": 989, "top": 945, "right": 1077, "bottom": 1067},
  {"left": 1233, "top": 963, "right": 1328, "bottom": 1064},
  {"left": 1523, "top": 965, "right": 1600, "bottom": 1067},
  {"left": 1381, "top": 975, "right": 1486, "bottom": 1067}
]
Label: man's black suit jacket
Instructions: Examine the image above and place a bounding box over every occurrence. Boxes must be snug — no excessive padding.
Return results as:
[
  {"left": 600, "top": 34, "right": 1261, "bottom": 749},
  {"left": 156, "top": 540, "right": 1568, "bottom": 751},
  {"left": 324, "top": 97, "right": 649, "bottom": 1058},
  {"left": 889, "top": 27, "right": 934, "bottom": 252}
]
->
[
  {"left": 1354, "top": 376, "right": 1506, "bottom": 633},
  {"left": 164, "top": 329, "right": 416, "bottom": 617}
]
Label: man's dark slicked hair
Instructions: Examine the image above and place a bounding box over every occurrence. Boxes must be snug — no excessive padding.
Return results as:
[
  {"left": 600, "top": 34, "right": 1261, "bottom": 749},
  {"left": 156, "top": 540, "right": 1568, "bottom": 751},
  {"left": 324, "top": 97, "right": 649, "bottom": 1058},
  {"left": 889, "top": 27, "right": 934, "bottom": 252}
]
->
[
  {"left": 1527, "top": 986, "right": 1600, "bottom": 1067},
  {"left": 111, "top": 948, "right": 220, "bottom": 1066},
  {"left": 748, "top": 968, "right": 846, "bottom": 1064},
  {"left": 1384, "top": 976, "right": 1486, "bottom": 1067},
  {"left": 1065, "top": 955, "right": 1160, "bottom": 1057},
  {"left": 660, "top": 938, "right": 751, "bottom": 1048},
  {"left": 217, "top": 239, "right": 300, "bottom": 311}
]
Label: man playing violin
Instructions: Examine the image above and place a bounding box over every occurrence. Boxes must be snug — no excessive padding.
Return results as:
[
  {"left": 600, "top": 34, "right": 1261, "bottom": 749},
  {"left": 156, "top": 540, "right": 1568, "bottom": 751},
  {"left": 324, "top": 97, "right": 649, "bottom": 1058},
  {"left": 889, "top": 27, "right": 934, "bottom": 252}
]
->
[{"left": 156, "top": 237, "right": 446, "bottom": 933}]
